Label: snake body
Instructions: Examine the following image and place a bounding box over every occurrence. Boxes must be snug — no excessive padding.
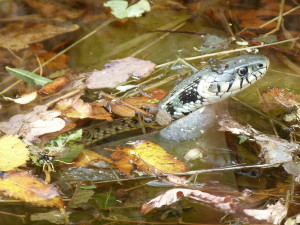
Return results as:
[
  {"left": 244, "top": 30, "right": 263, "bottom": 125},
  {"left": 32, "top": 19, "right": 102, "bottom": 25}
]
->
[{"left": 83, "top": 55, "right": 270, "bottom": 145}]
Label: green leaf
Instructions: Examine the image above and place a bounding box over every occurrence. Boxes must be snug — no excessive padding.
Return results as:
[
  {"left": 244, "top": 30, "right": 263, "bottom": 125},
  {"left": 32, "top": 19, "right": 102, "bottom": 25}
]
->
[
  {"left": 238, "top": 135, "right": 249, "bottom": 144},
  {"left": 104, "top": 0, "right": 151, "bottom": 19},
  {"left": 5, "top": 66, "right": 52, "bottom": 86}
]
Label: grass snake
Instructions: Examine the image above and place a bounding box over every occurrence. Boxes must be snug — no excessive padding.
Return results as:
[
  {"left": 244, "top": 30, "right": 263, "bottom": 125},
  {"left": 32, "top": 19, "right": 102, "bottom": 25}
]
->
[{"left": 82, "top": 55, "right": 270, "bottom": 145}]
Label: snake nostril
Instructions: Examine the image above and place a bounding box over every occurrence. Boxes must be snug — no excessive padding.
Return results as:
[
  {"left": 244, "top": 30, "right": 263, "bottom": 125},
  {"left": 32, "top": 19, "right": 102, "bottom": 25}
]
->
[{"left": 258, "top": 64, "right": 264, "bottom": 68}]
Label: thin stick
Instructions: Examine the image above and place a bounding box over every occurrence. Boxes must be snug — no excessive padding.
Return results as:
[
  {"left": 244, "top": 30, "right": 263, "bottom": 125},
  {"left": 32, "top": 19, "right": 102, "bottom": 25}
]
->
[
  {"left": 130, "top": 22, "right": 186, "bottom": 57},
  {"left": 269, "top": 69, "right": 300, "bottom": 78},
  {"left": 46, "top": 88, "right": 84, "bottom": 107},
  {"left": 263, "top": 0, "right": 286, "bottom": 36},
  {"left": 92, "top": 163, "right": 276, "bottom": 183},
  {"left": 101, "top": 92, "right": 154, "bottom": 118},
  {"left": 259, "top": 5, "right": 300, "bottom": 29},
  {"left": 156, "top": 37, "right": 299, "bottom": 69}
]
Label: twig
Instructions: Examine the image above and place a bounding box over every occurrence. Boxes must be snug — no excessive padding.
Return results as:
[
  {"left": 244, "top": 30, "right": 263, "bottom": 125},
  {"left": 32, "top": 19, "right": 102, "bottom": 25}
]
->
[
  {"left": 263, "top": 0, "right": 286, "bottom": 36},
  {"left": 101, "top": 92, "right": 154, "bottom": 118},
  {"left": 130, "top": 22, "right": 186, "bottom": 57},
  {"left": 269, "top": 69, "right": 300, "bottom": 78},
  {"left": 156, "top": 37, "right": 299, "bottom": 69},
  {"left": 93, "top": 163, "right": 276, "bottom": 184},
  {"left": 46, "top": 88, "right": 84, "bottom": 107},
  {"left": 259, "top": 4, "right": 299, "bottom": 29}
]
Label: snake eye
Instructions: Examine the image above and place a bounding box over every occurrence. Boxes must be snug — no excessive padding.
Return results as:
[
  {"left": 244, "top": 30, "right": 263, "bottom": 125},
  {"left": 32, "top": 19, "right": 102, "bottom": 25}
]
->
[{"left": 237, "top": 67, "right": 248, "bottom": 76}]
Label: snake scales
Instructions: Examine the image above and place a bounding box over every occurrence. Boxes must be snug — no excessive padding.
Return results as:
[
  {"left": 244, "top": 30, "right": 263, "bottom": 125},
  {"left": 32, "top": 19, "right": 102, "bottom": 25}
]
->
[{"left": 82, "top": 55, "right": 270, "bottom": 145}]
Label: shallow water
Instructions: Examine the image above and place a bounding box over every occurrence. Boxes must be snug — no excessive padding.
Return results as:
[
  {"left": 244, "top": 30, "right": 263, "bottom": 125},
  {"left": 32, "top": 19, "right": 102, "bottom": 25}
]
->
[{"left": 1, "top": 0, "right": 300, "bottom": 224}]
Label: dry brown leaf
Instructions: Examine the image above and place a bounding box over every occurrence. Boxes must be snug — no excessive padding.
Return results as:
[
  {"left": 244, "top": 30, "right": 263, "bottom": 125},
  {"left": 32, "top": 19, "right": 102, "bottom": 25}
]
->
[
  {"left": 85, "top": 57, "right": 156, "bottom": 89},
  {"left": 72, "top": 149, "right": 113, "bottom": 168},
  {"left": 110, "top": 103, "right": 136, "bottom": 117},
  {"left": 24, "top": 0, "right": 83, "bottom": 19},
  {"left": 38, "top": 52, "right": 70, "bottom": 71},
  {"left": 110, "top": 94, "right": 162, "bottom": 117},
  {"left": 0, "top": 105, "right": 65, "bottom": 143},
  {"left": 0, "top": 135, "right": 29, "bottom": 171},
  {"left": 260, "top": 88, "right": 300, "bottom": 117},
  {"left": 39, "top": 76, "right": 70, "bottom": 95},
  {"left": 111, "top": 140, "right": 188, "bottom": 176},
  {"left": 0, "top": 171, "right": 64, "bottom": 209},
  {"left": 141, "top": 188, "right": 235, "bottom": 214},
  {"left": 219, "top": 116, "right": 300, "bottom": 164},
  {"left": 54, "top": 98, "right": 112, "bottom": 121},
  {"left": 24, "top": 0, "right": 84, "bottom": 19},
  {"left": 0, "top": 22, "right": 79, "bottom": 50}
]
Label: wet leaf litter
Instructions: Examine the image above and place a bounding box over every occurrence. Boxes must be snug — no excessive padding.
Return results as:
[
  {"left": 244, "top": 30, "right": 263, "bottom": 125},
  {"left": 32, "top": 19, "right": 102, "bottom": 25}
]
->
[{"left": 0, "top": 0, "right": 299, "bottom": 224}]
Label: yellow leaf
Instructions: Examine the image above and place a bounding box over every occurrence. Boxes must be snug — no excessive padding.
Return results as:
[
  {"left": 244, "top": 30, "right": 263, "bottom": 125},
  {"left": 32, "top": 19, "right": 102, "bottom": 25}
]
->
[
  {"left": 0, "top": 135, "right": 29, "bottom": 171},
  {"left": 111, "top": 140, "right": 188, "bottom": 176},
  {"left": 0, "top": 171, "right": 64, "bottom": 209}
]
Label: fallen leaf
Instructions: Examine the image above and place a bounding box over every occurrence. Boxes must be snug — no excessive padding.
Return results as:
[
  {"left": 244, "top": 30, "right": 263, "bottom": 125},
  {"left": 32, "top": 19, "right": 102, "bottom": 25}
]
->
[
  {"left": 3, "top": 91, "right": 37, "bottom": 104},
  {"left": 110, "top": 93, "right": 162, "bottom": 117},
  {"left": 68, "top": 187, "right": 94, "bottom": 208},
  {"left": 72, "top": 149, "right": 113, "bottom": 168},
  {"left": 39, "top": 76, "right": 70, "bottom": 95},
  {"left": 141, "top": 188, "right": 235, "bottom": 214},
  {"left": 38, "top": 52, "right": 70, "bottom": 71},
  {"left": 0, "top": 22, "right": 79, "bottom": 50},
  {"left": 0, "top": 135, "right": 29, "bottom": 171},
  {"left": 111, "top": 140, "right": 188, "bottom": 176},
  {"left": 24, "top": 0, "right": 83, "bottom": 19},
  {"left": 260, "top": 88, "right": 300, "bottom": 122},
  {"left": 196, "top": 34, "right": 229, "bottom": 53},
  {"left": 85, "top": 57, "right": 156, "bottom": 89},
  {"left": 104, "top": 0, "right": 151, "bottom": 19},
  {"left": 54, "top": 97, "right": 112, "bottom": 120},
  {"left": 0, "top": 171, "right": 64, "bottom": 208},
  {"left": 6, "top": 67, "right": 52, "bottom": 86},
  {"left": 0, "top": 105, "right": 65, "bottom": 143},
  {"left": 219, "top": 116, "right": 300, "bottom": 164},
  {"left": 244, "top": 200, "right": 287, "bottom": 224},
  {"left": 31, "top": 210, "right": 70, "bottom": 224}
]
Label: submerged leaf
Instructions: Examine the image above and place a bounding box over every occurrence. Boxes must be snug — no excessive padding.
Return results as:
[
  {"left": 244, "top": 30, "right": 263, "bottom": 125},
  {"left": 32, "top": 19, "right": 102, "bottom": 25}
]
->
[
  {"left": 0, "top": 171, "right": 64, "bottom": 208},
  {"left": 0, "top": 135, "right": 29, "bottom": 171},
  {"left": 6, "top": 67, "right": 52, "bottom": 86},
  {"left": 68, "top": 187, "right": 94, "bottom": 209},
  {"left": 31, "top": 210, "right": 70, "bottom": 225}
]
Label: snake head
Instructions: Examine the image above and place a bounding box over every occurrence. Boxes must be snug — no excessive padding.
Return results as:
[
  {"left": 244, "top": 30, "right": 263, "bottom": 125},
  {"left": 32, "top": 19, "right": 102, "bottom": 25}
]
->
[{"left": 199, "top": 55, "right": 270, "bottom": 101}]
